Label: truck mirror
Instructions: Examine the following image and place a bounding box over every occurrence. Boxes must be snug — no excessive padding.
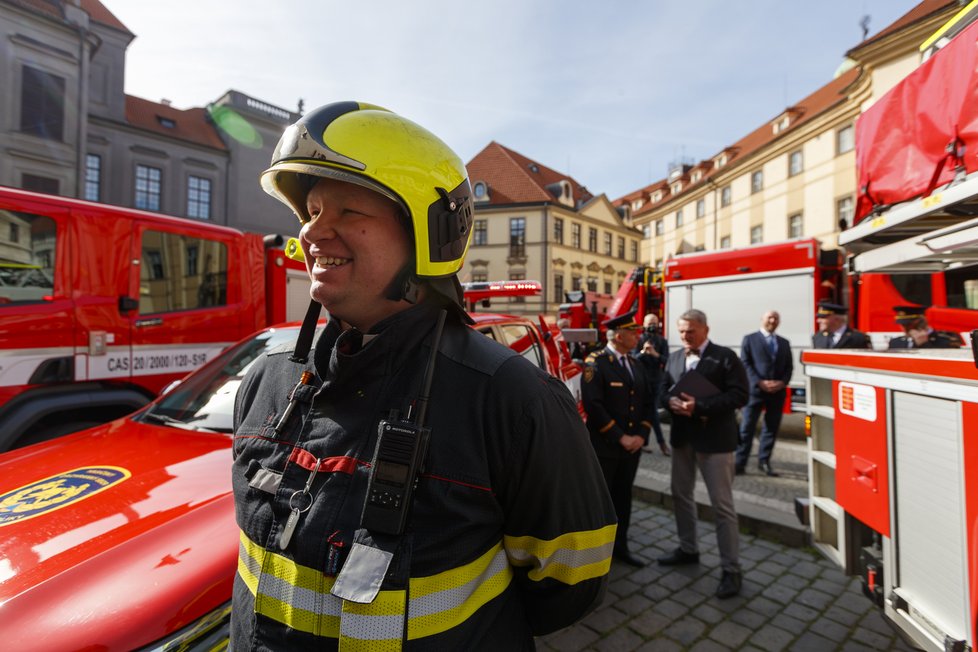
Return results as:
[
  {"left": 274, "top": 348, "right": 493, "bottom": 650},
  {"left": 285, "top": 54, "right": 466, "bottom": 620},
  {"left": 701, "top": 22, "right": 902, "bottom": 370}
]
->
[{"left": 971, "top": 329, "right": 978, "bottom": 369}]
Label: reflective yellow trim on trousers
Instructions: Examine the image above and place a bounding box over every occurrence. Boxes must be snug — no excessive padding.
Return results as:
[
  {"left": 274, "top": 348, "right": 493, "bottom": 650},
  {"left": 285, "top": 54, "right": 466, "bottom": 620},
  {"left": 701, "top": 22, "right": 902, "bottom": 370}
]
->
[
  {"left": 504, "top": 523, "right": 616, "bottom": 584},
  {"left": 238, "top": 531, "right": 514, "bottom": 643}
]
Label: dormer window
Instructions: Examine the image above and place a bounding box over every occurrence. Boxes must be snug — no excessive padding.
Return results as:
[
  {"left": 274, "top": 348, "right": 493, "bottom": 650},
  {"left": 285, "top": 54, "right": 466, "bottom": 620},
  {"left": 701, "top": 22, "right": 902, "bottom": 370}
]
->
[
  {"left": 691, "top": 170, "right": 702, "bottom": 183},
  {"left": 715, "top": 153, "right": 727, "bottom": 168},
  {"left": 652, "top": 190, "right": 663, "bottom": 202},
  {"left": 631, "top": 198, "right": 644, "bottom": 211},
  {"left": 671, "top": 182, "right": 682, "bottom": 194},
  {"left": 773, "top": 115, "right": 789, "bottom": 134},
  {"left": 158, "top": 116, "right": 176, "bottom": 129},
  {"left": 473, "top": 181, "right": 489, "bottom": 202}
]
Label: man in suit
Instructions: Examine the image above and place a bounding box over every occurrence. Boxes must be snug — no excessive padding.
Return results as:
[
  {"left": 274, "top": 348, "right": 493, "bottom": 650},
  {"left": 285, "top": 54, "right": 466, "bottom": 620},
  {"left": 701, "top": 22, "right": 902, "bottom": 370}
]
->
[
  {"left": 635, "top": 313, "right": 670, "bottom": 455},
  {"left": 582, "top": 310, "right": 656, "bottom": 567},
  {"left": 812, "top": 301, "right": 871, "bottom": 349},
  {"left": 887, "top": 305, "right": 962, "bottom": 349},
  {"left": 657, "top": 309, "right": 749, "bottom": 598},
  {"left": 736, "top": 310, "right": 792, "bottom": 477}
]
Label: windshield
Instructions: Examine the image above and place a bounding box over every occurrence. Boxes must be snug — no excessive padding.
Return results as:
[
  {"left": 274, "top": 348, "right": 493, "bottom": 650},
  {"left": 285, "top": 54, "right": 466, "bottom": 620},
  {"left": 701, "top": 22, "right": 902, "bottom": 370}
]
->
[{"left": 136, "top": 326, "right": 301, "bottom": 433}]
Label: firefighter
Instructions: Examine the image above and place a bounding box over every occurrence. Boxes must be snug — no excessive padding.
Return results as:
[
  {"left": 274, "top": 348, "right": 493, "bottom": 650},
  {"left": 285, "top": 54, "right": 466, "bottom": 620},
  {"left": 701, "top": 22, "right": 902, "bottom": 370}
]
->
[
  {"left": 887, "top": 305, "right": 962, "bottom": 349},
  {"left": 230, "top": 102, "right": 617, "bottom": 650},
  {"left": 812, "top": 301, "right": 871, "bottom": 349}
]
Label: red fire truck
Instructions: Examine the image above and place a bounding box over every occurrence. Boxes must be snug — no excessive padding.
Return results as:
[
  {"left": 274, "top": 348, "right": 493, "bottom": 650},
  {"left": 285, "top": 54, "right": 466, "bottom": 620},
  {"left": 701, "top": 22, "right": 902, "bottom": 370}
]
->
[
  {"left": 463, "top": 280, "right": 583, "bottom": 412},
  {"left": 0, "top": 186, "right": 309, "bottom": 450},
  {"left": 802, "top": 9, "right": 978, "bottom": 651}
]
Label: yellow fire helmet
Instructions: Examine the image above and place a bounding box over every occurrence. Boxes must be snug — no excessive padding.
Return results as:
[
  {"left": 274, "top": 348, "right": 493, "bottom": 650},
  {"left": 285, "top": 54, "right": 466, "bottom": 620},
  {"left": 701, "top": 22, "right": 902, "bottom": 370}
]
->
[{"left": 261, "top": 101, "right": 473, "bottom": 290}]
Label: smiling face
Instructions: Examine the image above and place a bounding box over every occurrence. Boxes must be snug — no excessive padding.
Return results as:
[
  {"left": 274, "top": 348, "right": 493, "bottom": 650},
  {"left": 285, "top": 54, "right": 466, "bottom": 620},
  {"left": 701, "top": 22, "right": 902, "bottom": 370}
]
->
[{"left": 300, "top": 177, "right": 413, "bottom": 331}]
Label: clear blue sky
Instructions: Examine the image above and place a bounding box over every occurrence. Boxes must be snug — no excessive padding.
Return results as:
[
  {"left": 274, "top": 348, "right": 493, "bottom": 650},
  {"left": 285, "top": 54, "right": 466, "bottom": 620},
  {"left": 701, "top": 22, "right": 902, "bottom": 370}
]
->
[{"left": 110, "top": 0, "right": 919, "bottom": 200}]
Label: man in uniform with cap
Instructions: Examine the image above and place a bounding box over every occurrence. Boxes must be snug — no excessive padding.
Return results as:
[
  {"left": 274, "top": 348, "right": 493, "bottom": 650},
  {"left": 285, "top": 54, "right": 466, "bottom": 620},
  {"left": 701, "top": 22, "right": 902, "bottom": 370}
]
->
[
  {"left": 812, "top": 301, "right": 871, "bottom": 349},
  {"left": 887, "top": 305, "right": 962, "bottom": 349},
  {"left": 582, "top": 310, "right": 656, "bottom": 567}
]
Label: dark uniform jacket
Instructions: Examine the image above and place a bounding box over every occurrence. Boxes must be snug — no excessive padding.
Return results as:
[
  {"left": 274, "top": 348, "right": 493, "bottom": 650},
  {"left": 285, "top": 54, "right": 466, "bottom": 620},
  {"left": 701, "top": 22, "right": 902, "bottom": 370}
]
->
[
  {"left": 740, "top": 331, "right": 792, "bottom": 399},
  {"left": 230, "top": 301, "right": 616, "bottom": 651},
  {"left": 812, "top": 327, "right": 871, "bottom": 349},
  {"left": 659, "top": 342, "right": 749, "bottom": 453},
  {"left": 582, "top": 348, "right": 655, "bottom": 458},
  {"left": 887, "top": 329, "right": 962, "bottom": 349}
]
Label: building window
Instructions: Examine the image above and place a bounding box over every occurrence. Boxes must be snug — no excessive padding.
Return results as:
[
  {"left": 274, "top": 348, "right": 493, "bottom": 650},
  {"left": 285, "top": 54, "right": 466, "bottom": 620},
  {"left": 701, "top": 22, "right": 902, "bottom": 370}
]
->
[
  {"left": 20, "top": 66, "right": 65, "bottom": 141},
  {"left": 473, "top": 181, "right": 488, "bottom": 200},
  {"left": 837, "top": 125, "right": 855, "bottom": 154},
  {"left": 788, "top": 213, "right": 803, "bottom": 238},
  {"left": 571, "top": 223, "right": 581, "bottom": 248},
  {"left": 654, "top": 220, "right": 664, "bottom": 236},
  {"left": 82, "top": 154, "right": 102, "bottom": 202},
  {"left": 750, "top": 225, "right": 763, "bottom": 244},
  {"left": 751, "top": 170, "right": 763, "bottom": 194},
  {"left": 572, "top": 275, "right": 581, "bottom": 291},
  {"left": 554, "top": 217, "right": 564, "bottom": 244},
  {"left": 9, "top": 223, "right": 19, "bottom": 243},
  {"left": 676, "top": 209, "right": 684, "bottom": 227},
  {"left": 135, "top": 165, "right": 162, "bottom": 211},
  {"left": 471, "top": 271, "right": 488, "bottom": 283},
  {"left": 554, "top": 273, "right": 564, "bottom": 302},
  {"left": 603, "top": 232, "right": 612, "bottom": 255},
  {"left": 587, "top": 276, "right": 598, "bottom": 292},
  {"left": 617, "top": 236, "right": 625, "bottom": 258},
  {"left": 789, "top": 150, "right": 803, "bottom": 176},
  {"left": 186, "top": 176, "right": 212, "bottom": 219},
  {"left": 630, "top": 241, "right": 638, "bottom": 261},
  {"left": 604, "top": 281, "right": 612, "bottom": 294},
  {"left": 720, "top": 235, "right": 731, "bottom": 249},
  {"left": 588, "top": 227, "right": 597, "bottom": 252},
  {"left": 696, "top": 199, "right": 705, "bottom": 219},
  {"left": 642, "top": 224, "right": 651, "bottom": 238},
  {"left": 837, "top": 196, "right": 854, "bottom": 227},
  {"left": 720, "top": 185, "right": 731, "bottom": 207},
  {"left": 21, "top": 174, "right": 60, "bottom": 195},
  {"left": 473, "top": 219, "right": 487, "bottom": 245},
  {"left": 509, "top": 218, "right": 526, "bottom": 257}
]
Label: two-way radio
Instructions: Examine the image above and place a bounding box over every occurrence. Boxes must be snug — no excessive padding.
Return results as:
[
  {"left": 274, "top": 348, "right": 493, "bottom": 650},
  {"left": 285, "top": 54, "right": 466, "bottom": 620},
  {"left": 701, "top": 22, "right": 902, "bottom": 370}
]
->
[{"left": 361, "top": 310, "right": 446, "bottom": 536}]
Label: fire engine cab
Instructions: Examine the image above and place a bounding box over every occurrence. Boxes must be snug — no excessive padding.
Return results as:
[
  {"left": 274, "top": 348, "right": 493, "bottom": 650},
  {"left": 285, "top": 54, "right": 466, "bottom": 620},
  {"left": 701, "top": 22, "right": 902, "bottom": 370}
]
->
[
  {"left": 0, "top": 186, "right": 308, "bottom": 450},
  {"left": 802, "top": 7, "right": 978, "bottom": 651}
]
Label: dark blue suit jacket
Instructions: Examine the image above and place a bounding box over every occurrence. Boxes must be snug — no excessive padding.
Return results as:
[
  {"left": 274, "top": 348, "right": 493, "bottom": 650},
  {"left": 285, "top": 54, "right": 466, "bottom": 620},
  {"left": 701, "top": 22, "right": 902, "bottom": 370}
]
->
[{"left": 740, "top": 331, "right": 792, "bottom": 398}]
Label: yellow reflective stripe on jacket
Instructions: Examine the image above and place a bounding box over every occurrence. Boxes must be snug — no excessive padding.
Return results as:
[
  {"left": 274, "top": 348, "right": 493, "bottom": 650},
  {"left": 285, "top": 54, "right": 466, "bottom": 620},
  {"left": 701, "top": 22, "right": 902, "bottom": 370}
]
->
[
  {"left": 238, "top": 531, "right": 514, "bottom": 643},
  {"left": 504, "top": 523, "right": 616, "bottom": 584}
]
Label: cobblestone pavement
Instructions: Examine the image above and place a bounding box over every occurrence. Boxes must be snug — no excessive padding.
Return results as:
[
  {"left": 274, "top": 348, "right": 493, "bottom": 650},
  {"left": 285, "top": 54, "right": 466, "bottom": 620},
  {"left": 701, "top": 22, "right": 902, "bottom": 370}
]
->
[{"left": 536, "top": 500, "right": 919, "bottom": 651}]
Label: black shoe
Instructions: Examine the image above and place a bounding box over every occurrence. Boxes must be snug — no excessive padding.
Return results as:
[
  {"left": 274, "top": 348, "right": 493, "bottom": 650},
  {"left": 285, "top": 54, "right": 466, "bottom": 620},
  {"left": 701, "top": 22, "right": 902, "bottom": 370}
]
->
[
  {"left": 657, "top": 548, "right": 700, "bottom": 566},
  {"left": 758, "top": 461, "right": 779, "bottom": 477},
  {"left": 734, "top": 465, "right": 746, "bottom": 476},
  {"left": 716, "top": 570, "right": 742, "bottom": 598},
  {"left": 613, "top": 550, "right": 646, "bottom": 567}
]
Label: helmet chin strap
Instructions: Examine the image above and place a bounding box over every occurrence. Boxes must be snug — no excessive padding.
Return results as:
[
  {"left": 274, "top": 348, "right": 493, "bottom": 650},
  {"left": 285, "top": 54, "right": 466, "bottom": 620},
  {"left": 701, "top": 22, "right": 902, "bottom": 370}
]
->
[{"left": 384, "top": 264, "right": 422, "bottom": 304}]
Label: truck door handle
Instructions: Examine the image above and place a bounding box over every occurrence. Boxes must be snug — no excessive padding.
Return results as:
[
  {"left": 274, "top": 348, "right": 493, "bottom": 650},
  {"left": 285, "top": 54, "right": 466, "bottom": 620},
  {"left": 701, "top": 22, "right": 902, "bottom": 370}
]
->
[
  {"left": 850, "top": 455, "right": 878, "bottom": 493},
  {"left": 119, "top": 296, "right": 139, "bottom": 313}
]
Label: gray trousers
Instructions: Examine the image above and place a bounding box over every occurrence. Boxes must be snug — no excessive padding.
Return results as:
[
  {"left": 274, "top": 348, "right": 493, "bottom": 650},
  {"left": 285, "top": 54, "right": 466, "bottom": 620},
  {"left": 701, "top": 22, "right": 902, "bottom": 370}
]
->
[{"left": 670, "top": 444, "right": 741, "bottom": 572}]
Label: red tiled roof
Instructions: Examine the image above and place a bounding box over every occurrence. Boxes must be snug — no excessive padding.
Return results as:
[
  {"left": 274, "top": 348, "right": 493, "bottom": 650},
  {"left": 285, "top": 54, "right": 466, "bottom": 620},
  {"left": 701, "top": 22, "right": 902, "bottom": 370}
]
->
[
  {"left": 8, "top": 0, "right": 131, "bottom": 33},
  {"left": 466, "top": 142, "right": 594, "bottom": 206},
  {"left": 81, "top": 0, "right": 131, "bottom": 33},
  {"left": 125, "top": 95, "right": 227, "bottom": 151},
  {"left": 625, "top": 65, "right": 863, "bottom": 218},
  {"left": 850, "top": 0, "right": 956, "bottom": 52}
]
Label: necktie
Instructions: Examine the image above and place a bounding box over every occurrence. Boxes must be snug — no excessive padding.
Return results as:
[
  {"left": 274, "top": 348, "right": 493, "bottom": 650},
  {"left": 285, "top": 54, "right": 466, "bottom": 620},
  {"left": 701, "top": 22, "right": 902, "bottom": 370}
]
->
[
  {"left": 767, "top": 335, "right": 777, "bottom": 357},
  {"left": 620, "top": 355, "right": 633, "bottom": 379}
]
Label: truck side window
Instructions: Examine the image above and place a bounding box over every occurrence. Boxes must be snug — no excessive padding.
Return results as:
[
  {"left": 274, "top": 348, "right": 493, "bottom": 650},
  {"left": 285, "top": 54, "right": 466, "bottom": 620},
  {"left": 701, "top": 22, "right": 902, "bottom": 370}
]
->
[
  {"left": 0, "top": 211, "right": 56, "bottom": 305},
  {"left": 499, "top": 323, "right": 545, "bottom": 371},
  {"left": 944, "top": 264, "right": 978, "bottom": 310},
  {"left": 139, "top": 230, "right": 228, "bottom": 314}
]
